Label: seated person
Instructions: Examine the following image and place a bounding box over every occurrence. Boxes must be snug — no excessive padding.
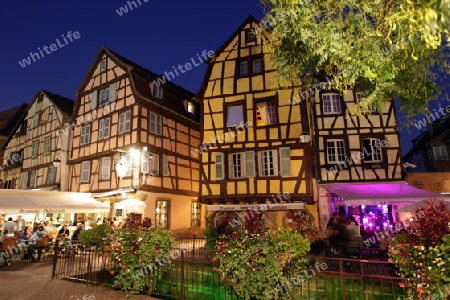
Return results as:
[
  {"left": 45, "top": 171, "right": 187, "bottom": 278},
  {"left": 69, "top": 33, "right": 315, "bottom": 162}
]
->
[
  {"left": 58, "top": 224, "right": 69, "bottom": 236},
  {"left": 25, "top": 226, "right": 47, "bottom": 260},
  {"left": 71, "top": 223, "right": 83, "bottom": 241}
]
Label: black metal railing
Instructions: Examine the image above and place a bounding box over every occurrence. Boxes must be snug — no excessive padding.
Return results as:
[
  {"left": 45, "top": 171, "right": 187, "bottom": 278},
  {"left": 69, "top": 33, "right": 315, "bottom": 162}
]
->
[{"left": 51, "top": 240, "right": 408, "bottom": 299}]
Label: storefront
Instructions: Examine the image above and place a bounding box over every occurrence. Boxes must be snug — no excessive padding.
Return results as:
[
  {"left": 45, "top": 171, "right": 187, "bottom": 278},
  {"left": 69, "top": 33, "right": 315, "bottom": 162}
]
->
[{"left": 321, "top": 182, "right": 448, "bottom": 230}]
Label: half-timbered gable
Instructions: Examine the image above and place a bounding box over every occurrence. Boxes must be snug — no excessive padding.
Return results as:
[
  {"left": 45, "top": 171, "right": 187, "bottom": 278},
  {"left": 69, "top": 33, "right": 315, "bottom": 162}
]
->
[
  {"left": 198, "top": 16, "right": 315, "bottom": 230},
  {"left": 69, "top": 47, "right": 201, "bottom": 231},
  {"left": 0, "top": 104, "right": 28, "bottom": 170},
  {"left": 313, "top": 89, "right": 403, "bottom": 183},
  {"left": 20, "top": 90, "right": 74, "bottom": 191}
]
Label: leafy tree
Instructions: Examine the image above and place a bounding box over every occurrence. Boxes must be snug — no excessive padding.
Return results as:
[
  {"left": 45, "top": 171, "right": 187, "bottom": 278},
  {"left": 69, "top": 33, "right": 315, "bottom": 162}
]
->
[{"left": 259, "top": 0, "right": 450, "bottom": 117}]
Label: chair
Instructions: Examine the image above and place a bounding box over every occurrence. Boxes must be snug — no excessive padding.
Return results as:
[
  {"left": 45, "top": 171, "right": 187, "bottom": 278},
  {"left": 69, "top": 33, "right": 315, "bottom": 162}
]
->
[
  {"left": 0, "top": 237, "right": 18, "bottom": 266},
  {"left": 32, "top": 236, "right": 50, "bottom": 261}
]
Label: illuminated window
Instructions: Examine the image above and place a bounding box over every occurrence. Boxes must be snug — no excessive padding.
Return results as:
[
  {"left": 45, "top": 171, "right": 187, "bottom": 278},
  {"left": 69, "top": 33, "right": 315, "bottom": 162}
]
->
[
  {"left": 187, "top": 101, "right": 195, "bottom": 114},
  {"left": 191, "top": 201, "right": 201, "bottom": 227},
  {"left": 155, "top": 200, "right": 170, "bottom": 229},
  {"left": 256, "top": 100, "right": 277, "bottom": 126},
  {"left": 225, "top": 104, "right": 244, "bottom": 127}
]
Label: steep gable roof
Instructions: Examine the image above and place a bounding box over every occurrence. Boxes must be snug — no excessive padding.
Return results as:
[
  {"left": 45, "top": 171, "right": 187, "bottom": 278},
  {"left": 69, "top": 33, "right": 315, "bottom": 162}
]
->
[
  {"left": 42, "top": 90, "right": 74, "bottom": 116},
  {"left": 74, "top": 46, "right": 198, "bottom": 123},
  {"left": 197, "top": 15, "right": 260, "bottom": 98},
  {"left": 0, "top": 103, "right": 28, "bottom": 137}
]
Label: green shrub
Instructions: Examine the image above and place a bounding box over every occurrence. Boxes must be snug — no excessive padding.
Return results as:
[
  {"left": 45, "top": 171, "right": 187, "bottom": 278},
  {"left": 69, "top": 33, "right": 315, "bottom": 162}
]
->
[
  {"left": 204, "top": 226, "right": 219, "bottom": 251},
  {"left": 78, "top": 223, "right": 113, "bottom": 247}
]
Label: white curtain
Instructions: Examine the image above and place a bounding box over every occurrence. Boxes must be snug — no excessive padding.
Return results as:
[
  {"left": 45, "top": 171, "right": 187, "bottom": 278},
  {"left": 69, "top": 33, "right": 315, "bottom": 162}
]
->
[
  {"left": 257, "top": 102, "right": 269, "bottom": 125},
  {"left": 226, "top": 105, "right": 244, "bottom": 127}
]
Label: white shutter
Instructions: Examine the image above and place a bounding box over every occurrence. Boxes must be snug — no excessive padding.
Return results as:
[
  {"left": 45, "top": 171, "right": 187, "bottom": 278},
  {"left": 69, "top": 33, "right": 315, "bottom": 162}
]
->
[
  {"left": 118, "top": 112, "right": 125, "bottom": 134},
  {"left": 279, "top": 147, "right": 291, "bottom": 176},
  {"left": 215, "top": 153, "right": 224, "bottom": 180},
  {"left": 149, "top": 112, "right": 156, "bottom": 133},
  {"left": 163, "top": 154, "right": 169, "bottom": 176},
  {"left": 109, "top": 82, "right": 117, "bottom": 102},
  {"left": 104, "top": 118, "right": 110, "bottom": 138},
  {"left": 245, "top": 151, "right": 255, "bottom": 177},
  {"left": 98, "top": 119, "right": 104, "bottom": 139},
  {"left": 33, "top": 114, "right": 39, "bottom": 127},
  {"left": 90, "top": 90, "right": 98, "bottom": 110},
  {"left": 141, "top": 149, "right": 149, "bottom": 174},
  {"left": 156, "top": 114, "right": 162, "bottom": 135},
  {"left": 45, "top": 107, "right": 50, "bottom": 121},
  {"left": 101, "top": 157, "right": 111, "bottom": 180}
]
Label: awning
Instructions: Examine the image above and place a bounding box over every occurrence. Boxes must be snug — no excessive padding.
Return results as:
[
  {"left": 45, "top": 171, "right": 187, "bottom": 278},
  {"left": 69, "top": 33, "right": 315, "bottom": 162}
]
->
[
  {"left": 321, "top": 182, "right": 447, "bottom": 205},
  {"left": 396, "top": 199, "right": 450, "bottom": 212},
  {"left": 116, "top": 199, "right": 146, "bottom": 209},
  {"left": 0, "top": 189, "right": 111, "bottom": 214}
]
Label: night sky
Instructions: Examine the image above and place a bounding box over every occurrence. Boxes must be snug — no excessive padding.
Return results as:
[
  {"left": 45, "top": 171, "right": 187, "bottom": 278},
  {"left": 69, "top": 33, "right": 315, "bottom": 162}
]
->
[{"left": 0, "top": 0, "right": 447, "bottom": 155}]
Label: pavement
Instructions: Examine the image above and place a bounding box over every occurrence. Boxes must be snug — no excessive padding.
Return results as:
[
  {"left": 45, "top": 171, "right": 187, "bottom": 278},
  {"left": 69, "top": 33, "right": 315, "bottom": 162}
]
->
[{"left": 0, "top": 260, "right": 161, "bottom": 300}]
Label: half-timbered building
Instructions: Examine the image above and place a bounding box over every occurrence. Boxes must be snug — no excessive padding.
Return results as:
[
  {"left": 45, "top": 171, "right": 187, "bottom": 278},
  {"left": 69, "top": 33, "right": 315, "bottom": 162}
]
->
[
  {"left": 197, "top": 16, "right": 315, "bottom": 230},
  {"left": 0, "top": 104, "right": 28, "bottom": 189},
  {"left": 20, "top": 90, "right": 74, "bottom": 191},
  {"left": 68, "top": 47, "right": 201, "bottom": 232},
  {"left": 311, "top": 83, "right": 423, "bottom": 229}
]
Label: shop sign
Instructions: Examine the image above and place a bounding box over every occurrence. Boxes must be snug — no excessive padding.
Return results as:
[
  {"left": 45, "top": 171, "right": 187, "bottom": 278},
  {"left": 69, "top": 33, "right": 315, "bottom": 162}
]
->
[{"left": 207, "top": 203, "right": 305, "bottom": 211}]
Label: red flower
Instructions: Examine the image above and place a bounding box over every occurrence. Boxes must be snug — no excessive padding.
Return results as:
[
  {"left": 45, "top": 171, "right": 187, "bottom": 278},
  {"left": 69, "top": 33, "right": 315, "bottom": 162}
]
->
[
  {"left": 212, "top": 267, "right": 217, "bottom": 271},
  {"left": 122, "top": 265, "right": 126, "bottom": 269},
  {"left": 399, "top": 282, "right": 405, "bottom": 288},
  {"left": 212, "top": 257, "right": 216, "bottom": 262},
  {"left": 102, "top": 253, "right": 108, "bottom": 258},
  {"left": 110, "top": 270, "right": 115, "bottom": 275}
]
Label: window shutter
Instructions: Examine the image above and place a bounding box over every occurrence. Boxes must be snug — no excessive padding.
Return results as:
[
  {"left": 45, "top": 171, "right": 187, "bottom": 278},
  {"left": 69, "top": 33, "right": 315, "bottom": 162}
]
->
[
  {"left": 156, "top": 114, "right": 162, "bottom": 135},
  {"left": 163, "top": 154, "right": 169, "bottom": 176},
  {"left": 33, "top": 114, "right": 39, "bottom": 127},
  {"left": 245, "top": 151, "right": 255, "bottom": 177},
  {"left": 152, "top": 153, "right": 160, "bottom": 175},
  {"left": 141, "top": 149, "right": 149, "bottom": 174},
  {"left": 109, "top": 82, "right": 117, "bottom": 102},
  {"left": 98, "top": 119, "right": 104, "bottom": 139},
  {"left": 45, "top": 108, "right": 50, "bottom": 121},
  {"left": 90, "top": 90, "right": 98, "bottom": 110},
  {"left": 228, "top": 154, "right": 234, "bottom": 179},
  {"left": 118, "top": 113, "right": 125, "bottom": 134},
  {"left": 279, "top": 147, "right": 291, "bottom": 176},
  {"left": 215, "top": 153, "right": 224, "bottom": 180}
]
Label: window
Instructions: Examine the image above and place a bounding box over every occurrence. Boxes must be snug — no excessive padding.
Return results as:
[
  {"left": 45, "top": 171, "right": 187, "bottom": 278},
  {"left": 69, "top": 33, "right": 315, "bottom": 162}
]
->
[
  {"left": 252, "top": 58, "right": 263, "bottom": 74},
  {"left": 31, "top": 141, "right": 39, "bottom": 157},
  {"left": 100, "top": 58, "right": 107, "bottom": 72},
  {"left": 239, "top": 61, "right": 249, "bottom": 77},
  {"left": 25, "top": 171, "right": 35, "bottom": 188},
  {"left": 80, "top": 124, "right": 90, "bottom": 145},
  {"left": 191, "top": 201, "right": 201, "bottom": 227},
  {"left": 43, "top": 137, "right": 51, "bottom": 154},
  {"left": 155, "top": 200, "right": 170, "bottom": 229},
  {"left": 149, "top": 112, "right": 162, "bottom": 135},
  {"left": 99, "top": 88, "right": 110, "bottom": 106},
  {"left": 225, "top": 104, "right": 244, "bottom": 127},
  {"left": 246, "top": 28, "right": 256, "bottom": 43},
  {"left": 256, "top": 100, "right": 277, "bottom": 126},
  {"left": 227, "top": 151, "right": 256, "bottom": 179},
  {"left": 259, "top": 149, "right": 278, "bottom": 176},
  {"left": 322, "top": 93, "right": 342, "bottom": 114},
  {"left": 39, "top": 108, "right": 49, "bottom": 123},
  {"left": 47, "top": 166, "right": 56, "bottom": 184},
  {"left": 187, "top": 101, "right": 195, "bottom": 114},
  {"left": 141, "top": 150, "right": 160, "bottom": 175},
  {"left": 362, "top": 138, "right": 383, "bottom": 163},
  {"left": 100, "top": 157, "right": 111, "bottom": 180},
  {"left": 98, "top": 118, "right": 110, "bottom": 140},
  {"left": 327, "top": 139, "right": 346, "bottom": 163},
  {"left": 33, "top": 114, "right": 39, "bottom": 127},
  {"left": 118, "top": 110, "right": 131, "bottom": 134},
  {"left": 80, "top": 161, "right": 91, "bottom": 183},
  {"left": 433, "top": 145, "right": 448, "bottom": 160},
  {"left": 154, "top": 84, "right": 163, "bottom": 99},
  {"left": 237, "top": 56, "right": 264, "bottom": 77},
  {"left": 163, "top": 154, "right": 169, "bottom": 176},
  {"left": 356, "top": 93, "right": 376, "bottom": 113}
]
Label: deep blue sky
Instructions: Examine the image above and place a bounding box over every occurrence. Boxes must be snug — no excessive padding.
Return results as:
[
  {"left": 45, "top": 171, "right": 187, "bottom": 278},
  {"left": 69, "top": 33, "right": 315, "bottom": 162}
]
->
[{"left": 0, "top": 0, "right": 447, "bottom": 155}]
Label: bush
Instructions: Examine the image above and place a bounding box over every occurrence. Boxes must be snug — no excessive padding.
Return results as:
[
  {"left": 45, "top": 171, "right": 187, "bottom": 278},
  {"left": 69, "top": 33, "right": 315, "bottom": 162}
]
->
[
  {"left": 78, "top": 223, "right": 113, "bottom": 247},
  {"left": 215, "top": 227, "right": 310, "bottom": 300},
  {"left": 204, "top": 226, "right": 219, "bottom": 251}
]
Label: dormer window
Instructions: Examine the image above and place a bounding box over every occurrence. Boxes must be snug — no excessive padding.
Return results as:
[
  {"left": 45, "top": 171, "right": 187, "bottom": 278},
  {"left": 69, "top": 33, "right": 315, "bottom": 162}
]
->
[
  {"left": 245, "top": 28, "right": 256, "bottom": 43},
  {"left": 187, "top": 101, "right": 195, "bottom": 114},
  {"left": 100, "top": 59, "right": 107, "bottom": 72},
  {"left": 154, "top": 84, "right": 163, "bottom": 99}
]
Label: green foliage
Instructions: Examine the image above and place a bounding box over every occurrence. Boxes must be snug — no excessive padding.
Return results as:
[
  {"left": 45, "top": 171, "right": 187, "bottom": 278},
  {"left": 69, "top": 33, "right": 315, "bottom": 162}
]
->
[
  {"left": 78, "top": 223, "right": 113, "bottom": 246},
  {"left": 204, "top": 226, "right": 220, "bottom": 251},
  {"left": 215, "top": 227, "right": 310, "bottom": 299},
  {"left": 104, "top": 227, "right": 176, "bottom": 297},
  {"left": 259, "top": 0, "right": 450, "bottom": 117},
  {"left": 389, "top": 199, "right": 450, "bottom": 299}
]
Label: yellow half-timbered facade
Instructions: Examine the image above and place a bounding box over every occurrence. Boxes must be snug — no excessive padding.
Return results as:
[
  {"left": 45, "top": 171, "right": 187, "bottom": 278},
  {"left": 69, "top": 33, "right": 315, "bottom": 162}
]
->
[
  {"left": 68, "top": 47, "right": 201, "bottom": 232},
  {"left": 198, "top": 16, "right": 315, "bottom": 230},
  {"left": 21, "top": 90, "right": 74, "bottom": 191}
]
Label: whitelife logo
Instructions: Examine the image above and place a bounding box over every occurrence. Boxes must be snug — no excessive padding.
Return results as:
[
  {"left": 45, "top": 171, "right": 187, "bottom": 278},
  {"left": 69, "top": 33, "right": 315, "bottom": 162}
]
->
[{"left": 18, "top": 31, "right": 81, "bottom": 68}]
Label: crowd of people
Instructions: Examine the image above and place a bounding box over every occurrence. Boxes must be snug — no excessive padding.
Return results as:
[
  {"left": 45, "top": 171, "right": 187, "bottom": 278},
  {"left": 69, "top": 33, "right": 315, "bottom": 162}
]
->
[{"left": 326, "top": 213, "right": 391, "bottom": 258}]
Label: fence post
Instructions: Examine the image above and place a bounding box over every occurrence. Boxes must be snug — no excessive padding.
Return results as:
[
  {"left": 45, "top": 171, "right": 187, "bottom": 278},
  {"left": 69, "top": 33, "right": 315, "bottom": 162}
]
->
[
  {"left": 181, "top": 249, "right": 186, "bottom": 299},
  {"left": 51, "top": 239, "right": 60, "bottom": 279}
]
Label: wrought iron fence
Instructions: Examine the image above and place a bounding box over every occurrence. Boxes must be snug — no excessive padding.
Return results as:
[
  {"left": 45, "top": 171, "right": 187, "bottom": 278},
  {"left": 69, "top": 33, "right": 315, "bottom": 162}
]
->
[{"left": 51, "top": 239, "right": 408, "bottom": 299}]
